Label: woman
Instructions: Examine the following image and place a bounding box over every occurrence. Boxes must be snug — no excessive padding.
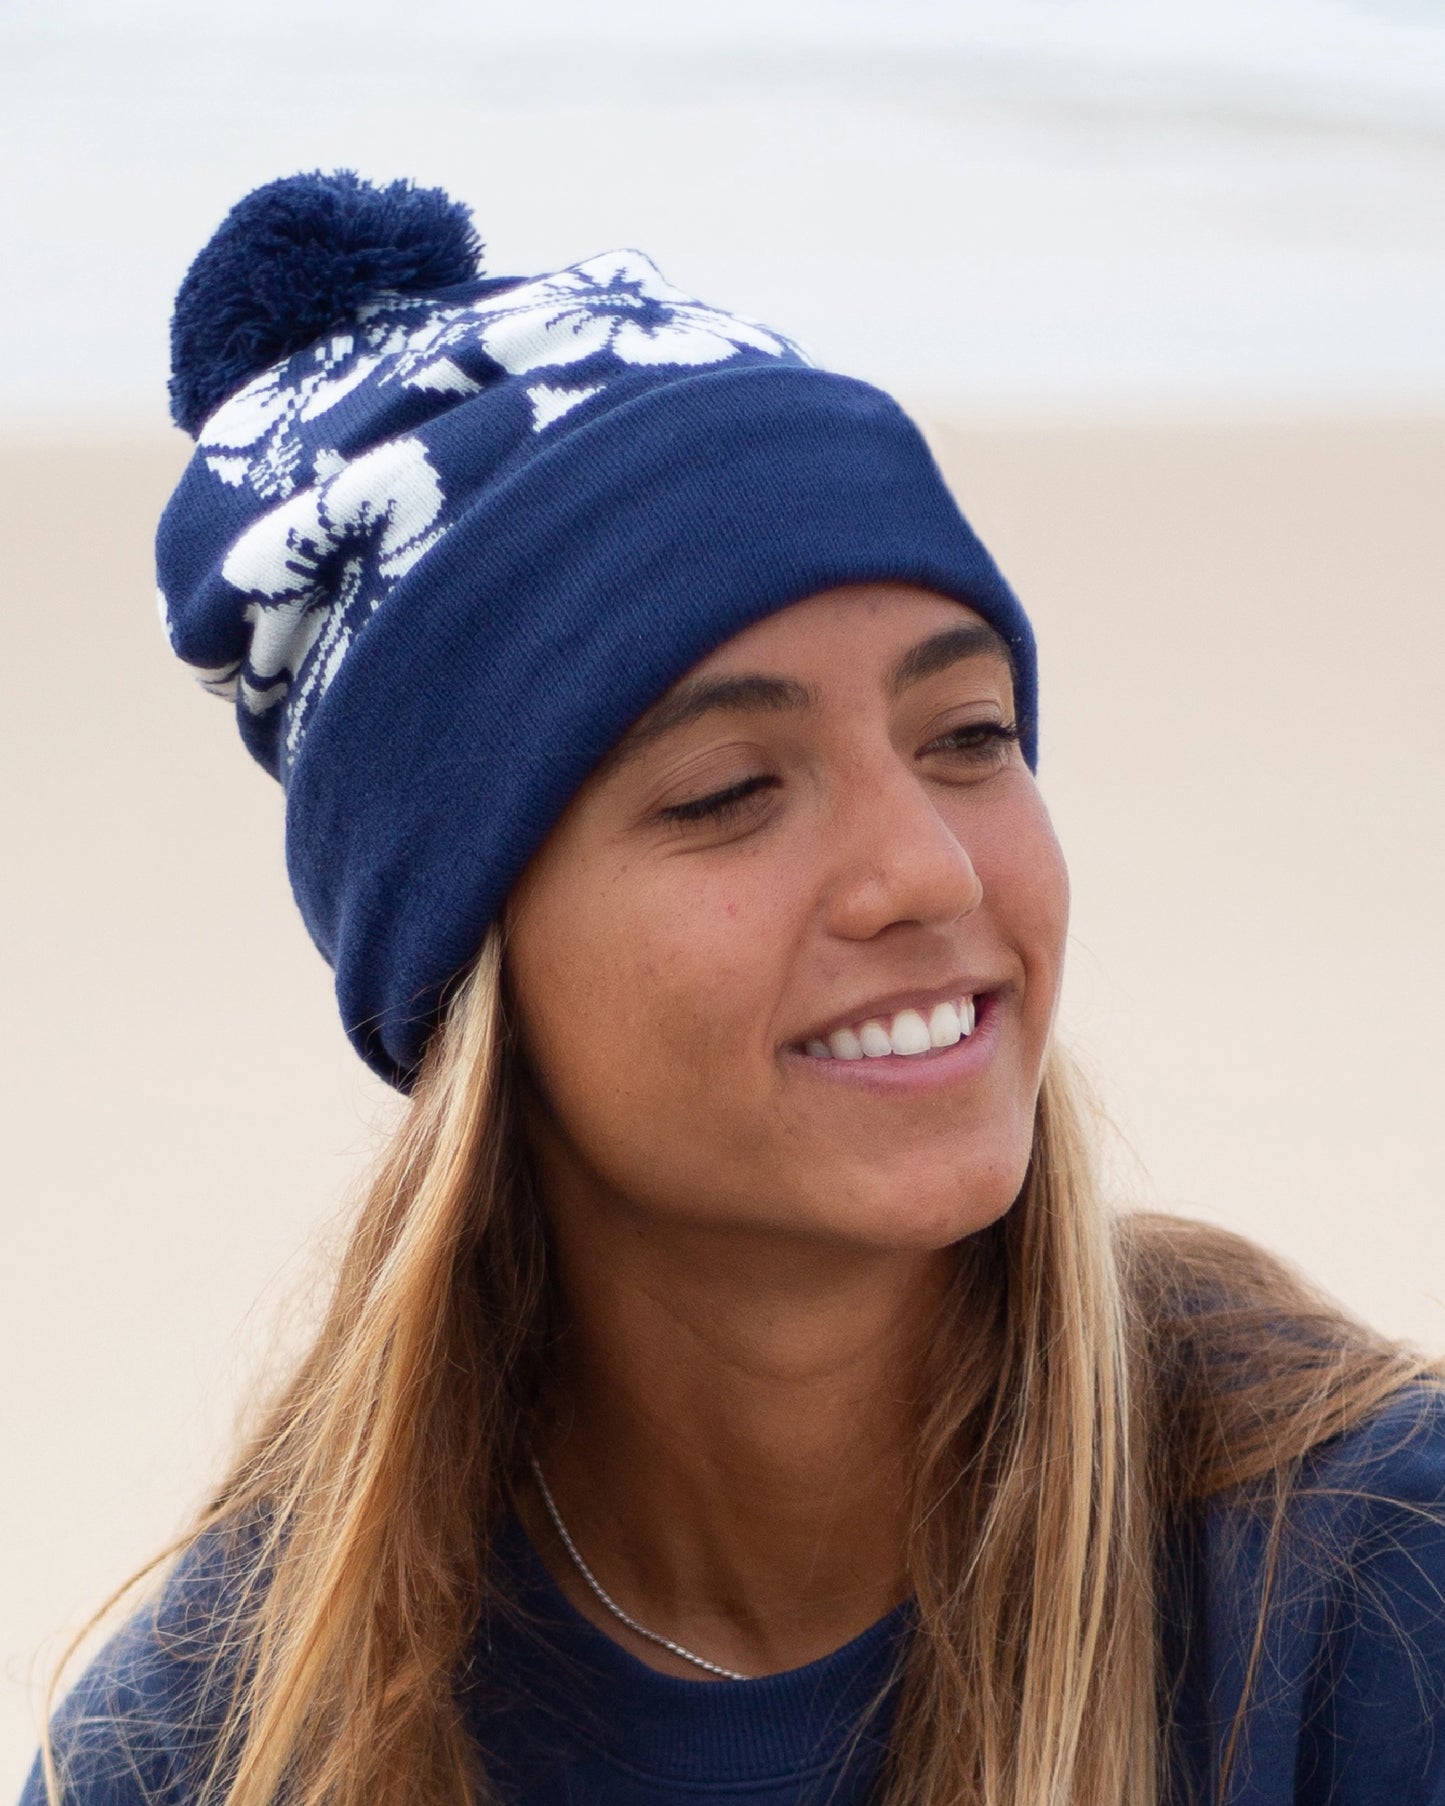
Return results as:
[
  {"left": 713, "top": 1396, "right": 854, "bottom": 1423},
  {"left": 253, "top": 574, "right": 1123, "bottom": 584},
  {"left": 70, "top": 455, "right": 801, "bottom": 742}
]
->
[{"left": 25, "top": 171, "right": 1445, "bottom": 1806}]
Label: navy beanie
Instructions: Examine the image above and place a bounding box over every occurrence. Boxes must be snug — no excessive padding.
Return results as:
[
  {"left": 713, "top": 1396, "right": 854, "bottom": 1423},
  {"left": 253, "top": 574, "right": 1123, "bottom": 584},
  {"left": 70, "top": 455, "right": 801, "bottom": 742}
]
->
[{"left": 157, "top": 171, "right": 1037, "bottom": 1090}]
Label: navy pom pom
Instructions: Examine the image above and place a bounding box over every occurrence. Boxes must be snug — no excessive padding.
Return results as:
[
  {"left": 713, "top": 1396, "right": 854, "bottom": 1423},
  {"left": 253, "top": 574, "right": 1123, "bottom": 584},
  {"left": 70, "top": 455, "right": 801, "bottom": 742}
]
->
[{"left": 169, "top": 170, "right": 483, "bottom": 435}]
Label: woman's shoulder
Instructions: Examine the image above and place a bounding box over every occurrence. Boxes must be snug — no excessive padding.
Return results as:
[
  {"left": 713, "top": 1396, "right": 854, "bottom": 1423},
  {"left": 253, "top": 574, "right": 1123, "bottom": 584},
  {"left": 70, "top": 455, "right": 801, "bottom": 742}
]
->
[
  {"left": 1296, "top": 1381, "right": 1445, "bottom": 1515},
  {"left": 1290, "top": 1383, "right": 1445, "bottom": 1629},
  {"left": 1173, "top": 1385, "right": 1445, "bottom": 1805},
  {"left": 1304, "top": 1389, "right": 1445, "bottom": 1802},
  {"left": 1180, "top": 1377, "right": 1445, "bottom": 1591},
  {"left": 20, "top": 1521, "right": 260, "bottom": 1806}
]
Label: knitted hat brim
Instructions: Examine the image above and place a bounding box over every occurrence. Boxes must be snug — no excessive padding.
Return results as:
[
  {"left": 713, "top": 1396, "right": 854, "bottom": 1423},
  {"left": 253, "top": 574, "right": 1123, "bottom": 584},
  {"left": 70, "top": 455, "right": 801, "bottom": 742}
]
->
[{"left": 283, "top": 362, "right": 1037, "bottom": 1087}]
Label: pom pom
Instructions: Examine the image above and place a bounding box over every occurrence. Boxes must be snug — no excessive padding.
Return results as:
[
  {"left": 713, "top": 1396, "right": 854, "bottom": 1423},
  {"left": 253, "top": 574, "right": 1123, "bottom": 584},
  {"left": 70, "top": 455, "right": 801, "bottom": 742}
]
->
[{"left": 169, "top": 170, "right": 484, "bottom": 435}]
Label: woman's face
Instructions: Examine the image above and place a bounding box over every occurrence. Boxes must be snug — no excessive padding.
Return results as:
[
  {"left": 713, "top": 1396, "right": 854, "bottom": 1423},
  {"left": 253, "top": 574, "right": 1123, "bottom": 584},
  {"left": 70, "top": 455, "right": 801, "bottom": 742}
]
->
[{"left": 506, "top": 584, "right": 1069, "bottom": 1254}]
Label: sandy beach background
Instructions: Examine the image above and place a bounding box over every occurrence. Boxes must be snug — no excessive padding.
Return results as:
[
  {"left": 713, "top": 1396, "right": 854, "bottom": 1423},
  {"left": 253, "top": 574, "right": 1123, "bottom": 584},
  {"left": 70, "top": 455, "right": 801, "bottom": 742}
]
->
[{"left": 3, "top": 2, "right": 1443, "bottom": 1796}]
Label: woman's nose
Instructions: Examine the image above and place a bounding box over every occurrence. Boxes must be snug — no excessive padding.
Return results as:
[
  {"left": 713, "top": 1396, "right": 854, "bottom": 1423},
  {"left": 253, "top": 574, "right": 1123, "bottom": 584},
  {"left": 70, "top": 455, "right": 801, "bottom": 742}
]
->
[{"left": 822, "top": 758, "right": 984, "bottom": 941}]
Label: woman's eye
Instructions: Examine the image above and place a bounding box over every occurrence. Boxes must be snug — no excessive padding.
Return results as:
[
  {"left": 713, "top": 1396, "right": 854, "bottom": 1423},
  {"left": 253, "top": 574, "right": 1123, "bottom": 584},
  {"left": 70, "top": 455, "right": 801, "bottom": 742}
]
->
[
  {"left": 925, "top": 720, "right": 1021, "bottom": 769},
  {"left": 659, "top": 775, "right": 780, "bottom": 827}
]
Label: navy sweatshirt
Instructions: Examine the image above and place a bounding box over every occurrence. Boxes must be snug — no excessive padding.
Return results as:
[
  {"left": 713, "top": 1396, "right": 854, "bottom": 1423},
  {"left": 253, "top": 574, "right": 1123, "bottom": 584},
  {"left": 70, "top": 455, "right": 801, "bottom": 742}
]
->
[{"left": 22, "top": 1390, "right": 1445, "bottom": 1805}]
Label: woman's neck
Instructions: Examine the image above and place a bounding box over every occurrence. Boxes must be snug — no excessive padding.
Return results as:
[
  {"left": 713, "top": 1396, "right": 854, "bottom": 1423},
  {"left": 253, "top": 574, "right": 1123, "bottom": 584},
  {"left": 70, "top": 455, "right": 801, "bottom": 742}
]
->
[{"left": 523, "top": 1183, "right": 953, "bottom": 1679}]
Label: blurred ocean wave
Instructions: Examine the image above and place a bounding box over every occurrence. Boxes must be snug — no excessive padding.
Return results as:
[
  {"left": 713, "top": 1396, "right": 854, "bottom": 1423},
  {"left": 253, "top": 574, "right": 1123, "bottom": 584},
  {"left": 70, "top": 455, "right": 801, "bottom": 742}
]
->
[
  {"left": 10, "top": 0, "right": 1443, "bottom": 106},
  {"left": 2, "top": 0, "right": 1442, "bottom": 423}
]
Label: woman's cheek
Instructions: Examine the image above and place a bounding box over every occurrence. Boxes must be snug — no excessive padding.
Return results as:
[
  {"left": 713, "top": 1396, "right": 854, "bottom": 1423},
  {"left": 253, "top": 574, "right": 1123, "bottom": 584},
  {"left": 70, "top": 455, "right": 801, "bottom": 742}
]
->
[
  {"left": 984, "top": 798, "right": 1070, "bottom": 1023},
  {"left": 629, "top": 879, "right": 784, "bottom": 1069},
  {"left": 528, "top": 866, "right": 766, "bottom": 1118}
]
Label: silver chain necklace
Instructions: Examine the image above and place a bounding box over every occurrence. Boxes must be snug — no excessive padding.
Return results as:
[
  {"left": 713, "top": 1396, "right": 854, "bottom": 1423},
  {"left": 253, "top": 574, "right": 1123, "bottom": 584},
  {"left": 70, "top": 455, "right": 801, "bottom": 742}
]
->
[{"left": 528, "top": 1456, "right": 749, "bottom": 1682}]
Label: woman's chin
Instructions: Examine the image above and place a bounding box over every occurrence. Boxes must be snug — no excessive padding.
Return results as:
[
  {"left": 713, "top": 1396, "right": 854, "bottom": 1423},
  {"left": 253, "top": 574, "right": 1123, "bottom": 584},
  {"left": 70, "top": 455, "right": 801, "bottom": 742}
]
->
[{"left": 783, "top": 1160, "right": 1028, "bottom": 1255}]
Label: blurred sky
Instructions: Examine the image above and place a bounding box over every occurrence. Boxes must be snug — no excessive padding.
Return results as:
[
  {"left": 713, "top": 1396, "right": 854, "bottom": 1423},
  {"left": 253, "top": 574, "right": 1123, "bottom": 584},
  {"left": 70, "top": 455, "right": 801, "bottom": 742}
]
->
[{"left": 2, "top": 0, "right": 1443, "bottom": 428}]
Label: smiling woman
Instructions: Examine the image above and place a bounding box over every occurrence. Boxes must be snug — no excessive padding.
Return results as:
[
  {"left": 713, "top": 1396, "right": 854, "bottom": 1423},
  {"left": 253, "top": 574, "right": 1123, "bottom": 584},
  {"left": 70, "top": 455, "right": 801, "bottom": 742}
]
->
[
  {"left": 508, "top": 592, "right": 1064, "bottom": 1270},
  {"left": 23, "top": 172, "right": 1445, "bottom": 1806}
]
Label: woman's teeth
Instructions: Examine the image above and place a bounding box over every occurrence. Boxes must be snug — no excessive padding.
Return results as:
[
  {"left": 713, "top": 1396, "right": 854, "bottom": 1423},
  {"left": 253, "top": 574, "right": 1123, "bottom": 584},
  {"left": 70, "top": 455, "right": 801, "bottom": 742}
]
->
[{"left": 804, "top": 997, "right": 977, "bottom": 1061}]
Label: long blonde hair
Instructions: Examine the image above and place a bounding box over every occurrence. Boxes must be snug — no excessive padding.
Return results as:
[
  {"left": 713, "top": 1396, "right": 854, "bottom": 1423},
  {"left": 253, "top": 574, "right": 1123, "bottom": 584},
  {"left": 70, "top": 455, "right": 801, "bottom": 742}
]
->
[{"left": 46, "top": 931, "right": 1434, "bottom": 1806}]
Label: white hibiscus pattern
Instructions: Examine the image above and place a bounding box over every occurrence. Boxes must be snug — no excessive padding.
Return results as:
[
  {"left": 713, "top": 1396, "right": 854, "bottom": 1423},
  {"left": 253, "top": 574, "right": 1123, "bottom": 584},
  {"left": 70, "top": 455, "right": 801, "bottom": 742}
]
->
[
  {"left": 199, "top": 305, "right": 440, "bottom": 502},
  {"left": 476, "top": 252, "right": 787, "bottom": 370},
  {"left": 176, "top": 250, "right": 805, "bottom": 768},
  {"left": 213, "top": 436, "right": 445, "bottom": 763},
  {"left": 196, "top": 250, "right": 803, "bottom": 502}
]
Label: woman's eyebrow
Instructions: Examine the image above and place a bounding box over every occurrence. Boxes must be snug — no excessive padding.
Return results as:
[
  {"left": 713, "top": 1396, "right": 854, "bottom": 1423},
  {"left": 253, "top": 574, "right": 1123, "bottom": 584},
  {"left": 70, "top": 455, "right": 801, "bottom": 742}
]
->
[
  {"left": 887, "top": 622, "right": 1014, "bottom": 697},
  {"left": 606, "top": 622, "right": 1011, "bottom": 773},
  {"left": 607, "top": 672, "right": 818, "bottom": 769}
]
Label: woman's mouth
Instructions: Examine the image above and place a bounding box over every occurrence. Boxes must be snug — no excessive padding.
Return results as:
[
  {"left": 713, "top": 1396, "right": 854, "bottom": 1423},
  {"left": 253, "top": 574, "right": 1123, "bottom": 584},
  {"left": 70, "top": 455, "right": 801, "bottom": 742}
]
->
[{"left": 801, "top": 994, "right": 979, "bottom": 1062}]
